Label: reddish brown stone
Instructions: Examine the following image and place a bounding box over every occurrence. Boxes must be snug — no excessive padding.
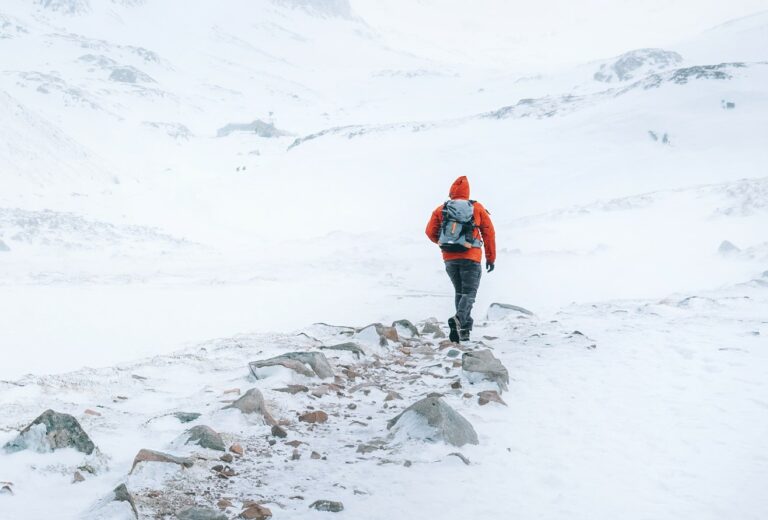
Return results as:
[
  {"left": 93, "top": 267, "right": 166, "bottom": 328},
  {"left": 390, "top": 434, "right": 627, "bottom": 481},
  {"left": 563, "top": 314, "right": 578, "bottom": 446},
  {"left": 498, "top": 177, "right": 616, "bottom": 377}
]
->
[
  {"left": 299, "top": 411, "right": 328, "bottom": 424},
  {"left": 240, "top": 503, "right": 272, "bottom": 519},
  {"left": 230, "top": 443, "right": 244, "bottom": 456}
]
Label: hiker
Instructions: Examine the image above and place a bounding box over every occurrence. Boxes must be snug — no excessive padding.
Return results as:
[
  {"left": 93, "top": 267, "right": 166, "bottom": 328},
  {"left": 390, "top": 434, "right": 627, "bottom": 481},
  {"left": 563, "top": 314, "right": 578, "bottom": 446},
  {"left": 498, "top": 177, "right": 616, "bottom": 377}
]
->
[{"left": 426, "top": 176, "right": 496, "bottom": 343}]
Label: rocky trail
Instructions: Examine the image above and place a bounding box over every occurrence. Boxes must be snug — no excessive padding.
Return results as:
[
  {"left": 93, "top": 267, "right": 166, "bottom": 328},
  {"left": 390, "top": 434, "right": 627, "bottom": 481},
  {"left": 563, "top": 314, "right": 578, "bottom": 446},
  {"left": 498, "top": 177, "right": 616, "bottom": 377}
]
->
[{"left": 1, "top": 275, "right": 767, "bottom": 519}]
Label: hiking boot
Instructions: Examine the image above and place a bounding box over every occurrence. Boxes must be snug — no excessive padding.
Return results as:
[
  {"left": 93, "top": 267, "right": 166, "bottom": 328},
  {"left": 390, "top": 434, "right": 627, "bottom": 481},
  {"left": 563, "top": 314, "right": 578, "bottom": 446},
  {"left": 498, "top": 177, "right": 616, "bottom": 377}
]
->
[
  {"left": 447, "top": 315, "right": 461, "bottom": 343},
  {"left": 459, "top": 329, "right": 471, "bottom": 342}
]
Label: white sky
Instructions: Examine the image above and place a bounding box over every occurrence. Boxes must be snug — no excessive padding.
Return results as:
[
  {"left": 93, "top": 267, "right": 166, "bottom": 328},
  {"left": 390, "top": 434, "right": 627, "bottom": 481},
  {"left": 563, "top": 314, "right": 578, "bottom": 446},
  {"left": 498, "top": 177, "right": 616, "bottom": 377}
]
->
[{"left": 352, "top": 0, "right": 768, "bottom": 68}]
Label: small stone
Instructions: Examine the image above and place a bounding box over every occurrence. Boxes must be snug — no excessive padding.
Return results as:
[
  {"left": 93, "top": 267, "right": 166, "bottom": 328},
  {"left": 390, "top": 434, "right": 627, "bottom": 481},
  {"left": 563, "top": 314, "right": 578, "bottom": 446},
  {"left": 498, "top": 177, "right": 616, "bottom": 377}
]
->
[
  {"left": 177, "top": 506, "right": 228, "bottom": 520},
  {"left": 113, "top": 483, "right": 138, "bottom": 518},
  {"left": 286, "top": 440, "right": 303, "bottom": 448},
  {"left": 450, "top": 381, "right": 462, "bottom": 389},
  {"left": 217, "top": 498, "right": 233, "bottom": 510},
  {"left": 404, "top": 460, "right": 412, "bottom": 467},
  {"left": 384, "top": 391, "right": 402, "bottom": 401},
  {"left": 462, "top": 350, "right": 510, "bottom": 391},
  {"left": 271, "top": 425, "right": 288, "bottom": 438},
  {"left": 274, "top": 385, "right": 309, "bottom": 394},
  {"left": 477, "top": 390, "right": 508, "bottom": 406},
  {"left": 223, "top": 388, "right": 241, "bottom": 395},
  {"left": 239, "top": 503, "right": 272, "bottom": 519},
  {"left": 230, "top": 443, "right": 244, "bottom": 456},
  {"left": 72, "top": 471, "right": 85, "bottom": 483},
  {"left": 347, "top": 403, "right": 357, "bottom": 410},
  {"left": 173, "top": 412, "right": 201, "bottom": 423},
  {"left": 309, "top": 500, "right": 344, "bottom": 512},
  {"left": 83, "top": 409, "right": 101, "bottom": 417},
  {"left": 311, "top": 451, "right": 321, "bottom": 459},
  {"left": 299, "top": 410, "right": 328, "bottom": 423},
  {"left": 220, "top": 453, "right": 234, "bottom": 463},
  {"left": 0, "top": 485, "right": 13, "bottom": 495},
  {"left": 291, "top": 449, "right": 301, "bottom": 460},
  {"left": 447, "top": 349, "right": 460, "bottom": 358}
]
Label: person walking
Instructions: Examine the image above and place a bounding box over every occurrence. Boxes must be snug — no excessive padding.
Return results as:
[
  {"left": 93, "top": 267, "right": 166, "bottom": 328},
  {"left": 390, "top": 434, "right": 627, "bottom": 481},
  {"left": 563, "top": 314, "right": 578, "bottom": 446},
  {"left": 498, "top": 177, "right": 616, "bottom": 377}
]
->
[{"left": 425, "top": 176, "right": 496, "bottom": 343}]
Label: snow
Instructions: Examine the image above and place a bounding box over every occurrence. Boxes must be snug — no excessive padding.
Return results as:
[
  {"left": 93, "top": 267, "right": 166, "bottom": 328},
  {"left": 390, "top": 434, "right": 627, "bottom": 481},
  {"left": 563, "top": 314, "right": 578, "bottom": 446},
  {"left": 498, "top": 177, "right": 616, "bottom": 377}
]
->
[{"left": 0, "top": 0, "right": 767, "bottom": 518}]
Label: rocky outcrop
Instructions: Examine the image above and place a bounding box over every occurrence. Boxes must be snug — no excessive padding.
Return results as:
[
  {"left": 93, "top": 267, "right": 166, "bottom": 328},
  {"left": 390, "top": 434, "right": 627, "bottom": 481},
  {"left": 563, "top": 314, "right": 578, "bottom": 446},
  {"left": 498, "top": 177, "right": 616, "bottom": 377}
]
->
[
  {"left": 387, "top": 397, "right": 479, "bottom": 447},
  {"left": 185, "top": 425, "right": 225, "bottom": 451},
  {"left": 3, "top": 409, "right": 96, "bottom": 454},
  {"left": 224, "top": 388, "right": 277, "bottom": 425},
  {"left": 462, "top": 350, "right": 509, "bottom": 391},
  {"left": 249, "top": 352, "right": 334, "bottom": 379}
]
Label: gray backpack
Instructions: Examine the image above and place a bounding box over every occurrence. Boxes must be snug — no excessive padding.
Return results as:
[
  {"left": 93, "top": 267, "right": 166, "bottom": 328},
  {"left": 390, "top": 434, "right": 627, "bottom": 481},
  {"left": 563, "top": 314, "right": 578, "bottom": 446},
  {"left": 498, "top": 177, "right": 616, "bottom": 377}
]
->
[{"left": 438, "top": 200, "right": 483, "bottom": 252}]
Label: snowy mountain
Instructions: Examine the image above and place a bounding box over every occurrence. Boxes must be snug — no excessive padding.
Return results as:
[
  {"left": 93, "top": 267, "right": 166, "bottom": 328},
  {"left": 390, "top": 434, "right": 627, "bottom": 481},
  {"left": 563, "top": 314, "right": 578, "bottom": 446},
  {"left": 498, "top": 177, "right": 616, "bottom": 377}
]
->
[{"left": 0, "top": 1, "right": 767, "bottom": 519}]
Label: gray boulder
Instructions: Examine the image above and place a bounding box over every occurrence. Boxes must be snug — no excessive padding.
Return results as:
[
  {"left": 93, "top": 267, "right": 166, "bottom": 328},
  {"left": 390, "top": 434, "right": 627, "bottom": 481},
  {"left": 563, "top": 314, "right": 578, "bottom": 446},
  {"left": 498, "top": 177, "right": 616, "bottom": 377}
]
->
[
  {"left": 224, "top": 388, "right": 277, "bottom": 425},
  {"left": 177, "top": 506, "right": 227, "bottom": 520},
  {"left": 487, "top": 302, "right": 535, "bottom": 321},
  {"left": 249, "top": 351, "right": 333, "bottom": 379},
  {"left": 3, "top": 409, "right": 95, "bottom": 454},
  {"left": 462, "top": 350, "right": 509, "bottom": 391},
  {"left": 185, "top": 425, "right": 225, "bottom": 451},
  {"left": 309, "top": 500, "right": 344, "bottom": 512},
  {"left": 421, "top": 319, "right": 446, "bottom": 338},
  {"left": 387, "top": 397, "right": 478, "bottom": 447}
]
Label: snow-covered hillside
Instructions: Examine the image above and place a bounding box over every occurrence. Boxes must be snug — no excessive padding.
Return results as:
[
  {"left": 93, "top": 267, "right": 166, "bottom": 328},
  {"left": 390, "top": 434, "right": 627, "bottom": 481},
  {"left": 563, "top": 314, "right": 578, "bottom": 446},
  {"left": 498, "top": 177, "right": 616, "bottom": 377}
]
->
[{"left": 0, "top": 1, "right": 767, "bottom": 519}]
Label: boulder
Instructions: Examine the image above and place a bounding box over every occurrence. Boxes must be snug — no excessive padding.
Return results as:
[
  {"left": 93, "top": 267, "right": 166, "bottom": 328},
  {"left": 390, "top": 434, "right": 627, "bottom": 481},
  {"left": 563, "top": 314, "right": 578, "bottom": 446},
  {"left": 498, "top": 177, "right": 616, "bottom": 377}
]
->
[
  {"left": 185, "top": 425, "right": 225, "bottom": 451},
  {"left": 421, "top": 319, "right": 446, "bottom": 338},
  {"left": 387, "top": 397, "right": 478, "bottom": 447},
  {"left": 392, "top": 319, "right": 420, "bottom": 338},
  {"left": 309, "top": 500, "right": 344, "bottom": 512},
  {"left": 487, "top": 303, "right": 535, "bottom": 321},
  {"left": 84, "top": 483, "right": 138, "bottom": 519},
  {"left": 271, "top": 425, "right": 288, "bottom": 438},
  {"left": 177, "top": 506, "right": 228, "bottom": 520},
  {"left": 462, "top": 350, "right": 509, "bottom": 391},
  {"left": 130, "top": 449, "right": 193, "bottom": 474},
  {"left": 319, "top": 342, "right": 366, "bottom": 359},
  {"left": 3, "top": 409, "right": 96, "bottom": 454},
  {"left": 223, "top": 388, "right": 277, "bottom": 425},
  {"left": 249, "top": 352, "right": 333, "bottom": 379}
]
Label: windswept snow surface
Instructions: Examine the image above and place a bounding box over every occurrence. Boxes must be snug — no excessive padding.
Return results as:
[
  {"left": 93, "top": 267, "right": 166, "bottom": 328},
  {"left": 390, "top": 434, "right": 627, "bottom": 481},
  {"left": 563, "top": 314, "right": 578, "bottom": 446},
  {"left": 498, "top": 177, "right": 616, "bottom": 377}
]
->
[{"left": 0, "top": 0, "right": 767, "bottom": 518}]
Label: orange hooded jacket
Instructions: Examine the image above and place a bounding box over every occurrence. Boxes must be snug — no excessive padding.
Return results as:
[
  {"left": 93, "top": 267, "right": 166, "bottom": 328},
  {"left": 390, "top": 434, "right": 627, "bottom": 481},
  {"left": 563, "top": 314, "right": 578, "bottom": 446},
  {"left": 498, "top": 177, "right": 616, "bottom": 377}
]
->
[{"left": 425, "top": 176, "right": 496, "bottom": 264}]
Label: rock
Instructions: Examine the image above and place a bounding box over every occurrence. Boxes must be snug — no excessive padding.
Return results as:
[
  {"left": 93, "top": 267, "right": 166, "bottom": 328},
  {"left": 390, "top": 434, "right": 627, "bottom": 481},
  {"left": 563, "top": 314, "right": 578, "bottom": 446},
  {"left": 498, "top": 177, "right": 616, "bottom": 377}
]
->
[
  {"left": 271, "top": 425, "right": 288, "bottom": 438},
  {"left": 83, "top": 409, "right": 101, "bottom": 416},
  {"left": 448, "top": 452, "right": 471, "bottom": 465},
  {"left": 130, "top": 449, "right": 193, "bottom": 473},
  {"left": 384, "top": 391, "right": 402, "bottom": 401},
  {"left": 319, "top": 342, "right": 365, "bottom": 358},
  {"left": 274, "top": 384, "right": 309, "bottom": 394},
  {"left": 299, "top": 410, "right": 328, "bottom": 423},
  {"left": 421, "top": 319, "right": 444, "bottom": 336},
  {"left": 177, "top": 506, "right": 228, "bottom": 520},
  {"left": 309, "top": 500, "right": 344, "bottom": 512},
  {"left": 220, "top": 453, "right": 234, "bottom": 463},
  {"left": 217, "top": 498, "right": 233, "bottom": 510},
  {"left": 249, "top": 352, "right": 333, "bottom": 379},
  {"left": 387, "top": 397, "right": 479, "bottom": 447},
  {"left": 3, "top": 409, "right": 96, "bottom": 454},
  {"left": 224, "top": 388, "right": 277, "bottom": 425},
  {"left": 311, "top": 451, "right": 321, "bottom": 459},
  {"left": 0, "top": 484, "right": 12, "bottom": 495},
  {"left": 450, "top": 381, "right": 462, "bottom": 389},
  {"left": 447, "top": 349, "right": 460, "bottom": 358},
  {"left": 185, "top": 425, "right": 226, "bottom": 451},
  {"left": 392, "top": 319, "right": 420, "bottom": 338},
  {"left": 487, "top": 303, "right": 535, "bottom": 320},
  {"left": 462, "top": 350, "right": 510, "bottom": 391},
  {"left": 173, "top": 412, "right": 201, "bottom": 423},
  {"left": 477, "top": 390, "right": 507, "bottom": 406},
  {"left": 72, "top": 471, "right": 85, "bottom": 483},
  {"left": 240, "top": 502, "right": 272, "bottom": 519},
  {"left": 356, "top": 323, "right": 399, "bottom": 346},
  {"left": 230, "top": 443, "right": 244, "bottom": 456},
  {"left": 291, "top": 449, "right": 301, "bottom": 460},
  {"left": 718, "top": 240, "right": 741, "bottom": 255},
  {"left": 113, "top": 484, "right": 138, "bottom": 518}
]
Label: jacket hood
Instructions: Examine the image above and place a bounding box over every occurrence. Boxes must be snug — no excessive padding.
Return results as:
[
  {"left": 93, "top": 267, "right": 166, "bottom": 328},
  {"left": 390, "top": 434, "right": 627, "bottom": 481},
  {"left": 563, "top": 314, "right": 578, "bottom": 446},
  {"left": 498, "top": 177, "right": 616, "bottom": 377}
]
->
[{"left": 449, "top": 176, "right": 470, "bottom": 200}]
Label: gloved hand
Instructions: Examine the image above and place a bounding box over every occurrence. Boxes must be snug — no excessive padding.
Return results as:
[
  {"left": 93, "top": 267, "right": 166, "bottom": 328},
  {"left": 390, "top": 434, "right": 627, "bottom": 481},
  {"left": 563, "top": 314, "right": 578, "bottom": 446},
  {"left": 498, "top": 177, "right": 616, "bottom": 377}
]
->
[{"left": 486, "top": 262, "right": 495, "bottom": 273}]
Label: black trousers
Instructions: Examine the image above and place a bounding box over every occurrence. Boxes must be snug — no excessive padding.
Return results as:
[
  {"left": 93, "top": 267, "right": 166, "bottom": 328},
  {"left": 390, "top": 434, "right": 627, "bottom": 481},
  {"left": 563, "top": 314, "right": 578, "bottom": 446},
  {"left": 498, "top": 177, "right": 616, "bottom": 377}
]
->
[{"left": 445, "top": 259, "right": 482, "bottom": 331}]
